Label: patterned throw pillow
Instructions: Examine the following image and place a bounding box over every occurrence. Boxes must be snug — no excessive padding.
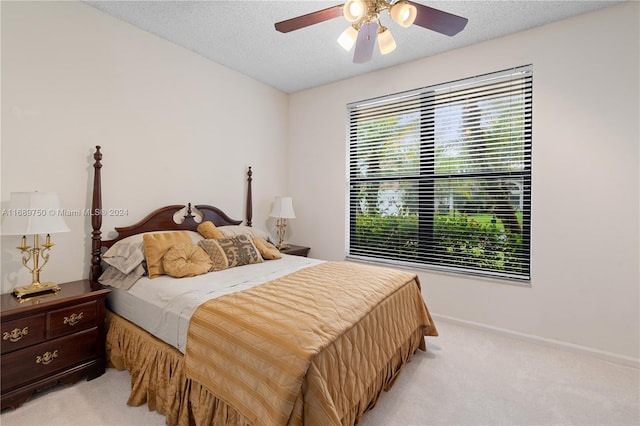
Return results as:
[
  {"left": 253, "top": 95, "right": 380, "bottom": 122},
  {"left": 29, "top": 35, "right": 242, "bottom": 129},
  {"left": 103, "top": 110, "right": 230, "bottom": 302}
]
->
[
  {"left": 198, "top": 239, "right": 230, "bottom": 271},
  {"left": 199, "top": 234, "right": 263, "bottom": 269}
]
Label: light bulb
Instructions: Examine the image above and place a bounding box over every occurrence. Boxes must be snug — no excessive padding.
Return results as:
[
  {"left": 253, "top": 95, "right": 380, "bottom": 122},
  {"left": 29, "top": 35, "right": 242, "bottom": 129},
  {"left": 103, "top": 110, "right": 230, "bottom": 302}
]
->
[
  {"left": 343, "top": 0, "right": 368, "bottom": 23},
  {"left": 377, "top": 28, "right": 396, "bottom": 54},
  {"left": 337, "top": 26, "right": 359, "bottom": 51},
  {"left": 389, "top": 1, "right": 417, "bottom": 28}
]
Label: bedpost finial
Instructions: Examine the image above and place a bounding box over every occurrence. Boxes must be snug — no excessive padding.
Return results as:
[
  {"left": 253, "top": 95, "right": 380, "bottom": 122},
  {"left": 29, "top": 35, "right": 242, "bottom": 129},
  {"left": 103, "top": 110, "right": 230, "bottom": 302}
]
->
[{"left": 94, "top": 146, "right": 102, "bottom": 165}]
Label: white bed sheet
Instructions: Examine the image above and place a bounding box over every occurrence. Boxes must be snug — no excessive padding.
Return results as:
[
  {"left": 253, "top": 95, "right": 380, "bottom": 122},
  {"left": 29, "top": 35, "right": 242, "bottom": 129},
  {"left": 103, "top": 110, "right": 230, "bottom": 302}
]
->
[{"left": 106, "top": 255, "right": 324, "bottom": 353}]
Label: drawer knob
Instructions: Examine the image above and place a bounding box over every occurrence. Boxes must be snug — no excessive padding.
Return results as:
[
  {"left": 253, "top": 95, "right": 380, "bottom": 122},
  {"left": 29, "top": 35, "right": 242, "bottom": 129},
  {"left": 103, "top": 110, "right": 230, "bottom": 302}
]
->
[
  {"left": 63, "top": 312, "right": 84, "bottom": 326},
  {"left": 35, "top": 350, "right": 59, "bottom": 365},
  {"left": 2, "top": 327, "right": 29, "bottom": 343}
]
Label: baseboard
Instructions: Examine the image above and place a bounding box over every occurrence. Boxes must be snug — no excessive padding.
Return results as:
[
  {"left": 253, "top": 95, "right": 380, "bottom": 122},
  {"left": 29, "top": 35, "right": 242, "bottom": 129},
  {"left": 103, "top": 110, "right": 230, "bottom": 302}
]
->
[{"left": 431, "top": 313, "right": 640, "bottom": 369}]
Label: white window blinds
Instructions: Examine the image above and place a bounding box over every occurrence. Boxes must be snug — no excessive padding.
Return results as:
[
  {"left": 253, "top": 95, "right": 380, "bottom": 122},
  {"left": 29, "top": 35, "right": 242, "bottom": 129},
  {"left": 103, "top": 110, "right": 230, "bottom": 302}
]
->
[{"left": 347, "top": 65, "right": 532, "bottom": 281}]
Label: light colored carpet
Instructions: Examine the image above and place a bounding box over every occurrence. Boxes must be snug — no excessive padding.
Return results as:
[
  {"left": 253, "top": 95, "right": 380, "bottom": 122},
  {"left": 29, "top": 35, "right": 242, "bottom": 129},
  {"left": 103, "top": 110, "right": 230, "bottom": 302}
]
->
[{"left": 1, "top": 320, "right": 638, "bottom": 426}]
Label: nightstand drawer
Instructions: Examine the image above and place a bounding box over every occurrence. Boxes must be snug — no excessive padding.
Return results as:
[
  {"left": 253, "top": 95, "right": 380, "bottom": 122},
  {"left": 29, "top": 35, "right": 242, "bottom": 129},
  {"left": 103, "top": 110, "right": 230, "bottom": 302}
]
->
[
  {"left": 48, "top": 301, "right": 97, "bottom": 338},
  {"left": 1, "top": 280, "right": 110, "bottom": 410},
  {"left": 1, "top": 314, "right": 46, "bottom": 354},
  {"left": 1, "top": 328, "right": 98, "bottom": 393}
]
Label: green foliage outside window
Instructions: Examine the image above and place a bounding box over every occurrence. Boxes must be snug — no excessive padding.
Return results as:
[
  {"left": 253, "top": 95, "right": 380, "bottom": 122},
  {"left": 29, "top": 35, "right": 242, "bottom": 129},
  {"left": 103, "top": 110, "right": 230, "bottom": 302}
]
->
[
  {"left": 354, "top": 210, "right": 419, "bottom": 258},
  {"left": 433, "top": 213, "right": 522, "bottom": 273},
  {"left": 354, "top": 210, "right": 523, "bottom": 273}
]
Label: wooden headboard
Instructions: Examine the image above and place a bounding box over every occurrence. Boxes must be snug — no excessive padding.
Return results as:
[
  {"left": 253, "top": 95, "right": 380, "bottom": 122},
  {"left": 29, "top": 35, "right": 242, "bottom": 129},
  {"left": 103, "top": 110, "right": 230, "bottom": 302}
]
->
[{"left": 89, "top": 146, "right": 253, "bottom": 283}]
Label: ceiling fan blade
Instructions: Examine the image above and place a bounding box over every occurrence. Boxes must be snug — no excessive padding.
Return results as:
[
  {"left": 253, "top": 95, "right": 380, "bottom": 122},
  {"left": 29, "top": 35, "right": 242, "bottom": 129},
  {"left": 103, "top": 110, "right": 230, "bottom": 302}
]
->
[
  {"left": 275, "top": 5, "right": 344, "bottom": 33},
  {"left": 407, "top": 1, "right": 468, "bottom": 36},
  {"left": 353, "top": 21, "right": 379, "bottom": 64}
]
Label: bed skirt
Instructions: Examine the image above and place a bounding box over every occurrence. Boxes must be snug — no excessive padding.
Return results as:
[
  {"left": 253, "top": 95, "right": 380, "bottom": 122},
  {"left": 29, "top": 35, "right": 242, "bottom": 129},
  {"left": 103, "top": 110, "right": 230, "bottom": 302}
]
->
[{"left": 105, "top": 310, "right": 428, "bottom": 425}]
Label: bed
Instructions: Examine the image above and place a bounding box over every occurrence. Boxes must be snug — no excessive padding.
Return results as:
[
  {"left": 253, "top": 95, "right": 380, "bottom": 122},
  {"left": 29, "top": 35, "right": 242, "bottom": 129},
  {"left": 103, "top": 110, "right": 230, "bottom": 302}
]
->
[{"left": 88, "top": 146, "right": 438, "bottom": 425}]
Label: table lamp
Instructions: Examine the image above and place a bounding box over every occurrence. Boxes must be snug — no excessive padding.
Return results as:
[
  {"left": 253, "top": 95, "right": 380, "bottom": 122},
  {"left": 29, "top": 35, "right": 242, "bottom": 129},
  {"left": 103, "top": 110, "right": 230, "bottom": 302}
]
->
[
  {"left": 2, "top": 192, "right": 70, "bottom": 299},
  {"left": 269, "top": 196, "right": 296, "bottom": 250}
]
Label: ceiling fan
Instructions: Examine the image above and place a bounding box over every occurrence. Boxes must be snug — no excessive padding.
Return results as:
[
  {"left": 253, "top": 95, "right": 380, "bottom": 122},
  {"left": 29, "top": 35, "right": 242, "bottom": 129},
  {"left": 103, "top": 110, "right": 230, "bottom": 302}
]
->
[{"left": 275, "top": 0, "right": 468, "bottom": 64}]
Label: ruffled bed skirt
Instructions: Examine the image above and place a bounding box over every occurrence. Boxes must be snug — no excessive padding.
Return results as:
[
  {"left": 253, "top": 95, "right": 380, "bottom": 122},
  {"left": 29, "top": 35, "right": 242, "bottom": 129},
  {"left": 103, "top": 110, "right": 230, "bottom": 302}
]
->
[
  {"left": 106, "top": 311, "right": 251, "bottom": 426},
  {"left": 105, "top": 310, "right": 426, "bottom": 425}
]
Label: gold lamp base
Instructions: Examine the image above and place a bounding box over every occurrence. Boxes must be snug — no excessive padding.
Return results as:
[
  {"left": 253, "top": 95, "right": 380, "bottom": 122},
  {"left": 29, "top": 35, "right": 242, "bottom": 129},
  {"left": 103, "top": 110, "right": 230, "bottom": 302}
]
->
[
  {"left": 12, "top": 282, "right": 61, "bottom": 301},
  {"left": 11, "top": 233, "right": 63, "bottom": 301},
  {"left": 275, "top": 218, "right": 291, "bottom": 251}
]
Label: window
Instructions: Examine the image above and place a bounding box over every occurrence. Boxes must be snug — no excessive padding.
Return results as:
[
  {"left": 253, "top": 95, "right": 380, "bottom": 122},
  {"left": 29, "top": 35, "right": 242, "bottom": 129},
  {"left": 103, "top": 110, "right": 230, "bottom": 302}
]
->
[{"left": 347, "top": 66, "right": 532, "bottom": 282}]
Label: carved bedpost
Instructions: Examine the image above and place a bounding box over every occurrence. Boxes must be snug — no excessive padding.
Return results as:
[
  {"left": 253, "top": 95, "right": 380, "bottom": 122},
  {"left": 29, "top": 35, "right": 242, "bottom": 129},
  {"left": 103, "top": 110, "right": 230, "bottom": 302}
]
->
[
  {"left": 246, "top": 166, "right": 253, "bottom": 227},
  {"left": 90, "top": 146, "right": 103, "bottom": 283}
]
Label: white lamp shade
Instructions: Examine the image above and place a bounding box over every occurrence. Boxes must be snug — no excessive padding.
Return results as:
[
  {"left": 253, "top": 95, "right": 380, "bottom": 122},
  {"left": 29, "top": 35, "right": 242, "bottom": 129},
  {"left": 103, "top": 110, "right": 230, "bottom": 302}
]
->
[
  {"left": 2, "top": 192, "right": 71, "bottom": 235},
  {"left": 390, "top": 1, "right": 417, "bottom": 28},
  {"left": 377, "top": 28, "right": 397, "bottom": 54},
  {"left": 343, "top": 0, "right": 367, "bottom": 23},
  {"left": 337, "top": 26, "right": 359, "bottom": 51},
  {"left": 269, "top": 196, "right": 296, "bottom": 219}
]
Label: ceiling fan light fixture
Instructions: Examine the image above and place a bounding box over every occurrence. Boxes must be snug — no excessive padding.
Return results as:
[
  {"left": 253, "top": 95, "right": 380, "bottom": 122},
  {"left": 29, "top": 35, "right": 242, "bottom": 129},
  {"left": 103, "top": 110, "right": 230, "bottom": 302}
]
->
[
  {"left": 377, "top": 27, "right": 396, "bottom": 54},
  {"left": 337, "top": 26, "right": 359, "bottom": 51},
  {"left": 389, "top": 1, "right": 417, "bottom": 28},
  {"left": 275, "top": 1, "right": 468, "bottom": 64},
  {"left": 343, "top": 0, "right": 368, "bottom": 23}
]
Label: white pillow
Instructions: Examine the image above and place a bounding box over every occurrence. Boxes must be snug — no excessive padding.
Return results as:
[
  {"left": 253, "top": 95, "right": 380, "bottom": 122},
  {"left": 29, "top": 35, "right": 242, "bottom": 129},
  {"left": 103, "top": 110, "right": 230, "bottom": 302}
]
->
[
  {"left": 98, "top": 264, "right": 145, "bottom": 291},
  {"left": 217, "top": 225, "right": 272, "bottom": 243},
  {"left": 103, "top": 230, "right": 203, "bottom": 274}
]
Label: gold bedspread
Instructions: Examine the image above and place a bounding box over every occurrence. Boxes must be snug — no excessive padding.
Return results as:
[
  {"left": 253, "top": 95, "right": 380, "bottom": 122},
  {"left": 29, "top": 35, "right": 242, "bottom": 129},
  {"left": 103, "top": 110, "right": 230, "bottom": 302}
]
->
[
  {"left": 185, "top": 261, "right": 437, "bottom": 425},
  {"left": 105, "top": 261, "right": 437, "bottom": 425}
]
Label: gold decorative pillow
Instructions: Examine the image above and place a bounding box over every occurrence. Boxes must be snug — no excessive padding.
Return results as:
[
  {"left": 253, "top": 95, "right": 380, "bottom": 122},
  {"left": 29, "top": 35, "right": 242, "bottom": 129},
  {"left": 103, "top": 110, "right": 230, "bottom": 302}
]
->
[
  {"left": 218, "top": 225, "right": 272, "bottom": 242},
  {"left": 103, "top": 231, "right": 204, "bottom": 275},
  {"left": 196, "top": 221, "right": 225, "bottom": 239},
  {"left": 162, "top": 243, "right": 213, "bottom": 278},
  {"left": 198, "top": 239, "right": 231, "bottom": 271},
  {"left": 253, "top": 237, "right": 282, "bottom": 260},
  {"left": 199, "top": 234, "right": 263, "bottom": 269},
  {"left": 143, "top": 231, "right": 193, "bottom": 278}
]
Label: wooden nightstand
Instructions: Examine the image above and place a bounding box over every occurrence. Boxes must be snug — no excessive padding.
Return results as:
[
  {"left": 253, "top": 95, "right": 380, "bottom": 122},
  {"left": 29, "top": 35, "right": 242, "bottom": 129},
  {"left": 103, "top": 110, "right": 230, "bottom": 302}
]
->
[
  {"left": 280, "top": 244, "right": 310, "bottom": 257},
  {"left": 0, "top": 280, "right": 111, "bottom": 410}
]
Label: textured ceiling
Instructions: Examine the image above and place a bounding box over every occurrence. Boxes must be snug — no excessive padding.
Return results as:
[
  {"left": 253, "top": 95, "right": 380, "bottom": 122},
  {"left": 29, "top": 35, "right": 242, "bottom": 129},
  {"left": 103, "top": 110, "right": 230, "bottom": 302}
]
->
[{"left": 84, "top": 0, "right": 623, "bottom": 93}]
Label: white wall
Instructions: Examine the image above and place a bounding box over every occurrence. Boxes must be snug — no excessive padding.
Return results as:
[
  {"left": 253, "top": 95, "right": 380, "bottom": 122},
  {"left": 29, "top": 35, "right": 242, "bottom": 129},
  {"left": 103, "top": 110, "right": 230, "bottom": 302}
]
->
[
  {"left": 288, "top": 2, "right": 639, "bottom": 362},
  {"left": 1, "top": 2, "right": 290, "bottom": 292}
]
